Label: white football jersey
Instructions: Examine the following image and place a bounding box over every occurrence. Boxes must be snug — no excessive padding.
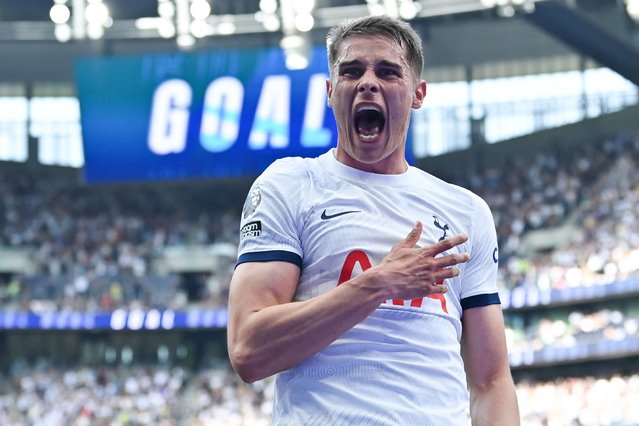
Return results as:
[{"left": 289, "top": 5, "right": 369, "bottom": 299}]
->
[{"left": 237, "top": 149, "right": 501, "bottom": 425}]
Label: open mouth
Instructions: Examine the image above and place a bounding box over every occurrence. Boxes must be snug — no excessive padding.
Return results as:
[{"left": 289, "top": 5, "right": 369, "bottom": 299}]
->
[{"left": 354, "top": 106, "right": 385, "bottom": 140}]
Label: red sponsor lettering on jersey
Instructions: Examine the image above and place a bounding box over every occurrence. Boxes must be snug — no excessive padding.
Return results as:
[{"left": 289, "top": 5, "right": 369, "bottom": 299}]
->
[{"left": 338, "top": 250, "right": 448, "bottom": 313}]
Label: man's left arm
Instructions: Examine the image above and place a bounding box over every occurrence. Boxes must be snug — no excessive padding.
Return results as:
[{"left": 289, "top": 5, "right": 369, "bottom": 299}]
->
[{"left": 461, "top": 304, "right": 520, "bottom": 425}]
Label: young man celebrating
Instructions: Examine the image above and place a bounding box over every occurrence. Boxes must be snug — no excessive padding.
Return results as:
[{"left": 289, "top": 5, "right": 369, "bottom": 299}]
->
[{"left": 227, "top": 15, "right": 520, "bottom": 425}]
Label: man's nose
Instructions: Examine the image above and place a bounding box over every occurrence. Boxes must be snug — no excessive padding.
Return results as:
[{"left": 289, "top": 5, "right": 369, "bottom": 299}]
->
[{"left": 357, "top": 71, "right": 379, "bottom": 93}]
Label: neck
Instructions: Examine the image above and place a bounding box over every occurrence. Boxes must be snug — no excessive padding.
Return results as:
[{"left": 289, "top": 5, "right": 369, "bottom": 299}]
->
[{"left": 334, "top": 148, "right": 409, "bottom": 175}]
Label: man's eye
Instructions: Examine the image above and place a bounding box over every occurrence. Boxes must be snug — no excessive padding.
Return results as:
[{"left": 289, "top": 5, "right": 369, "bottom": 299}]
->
[
  {"left": 341, "top": 68, "right": 362, "bottom": 77},
  {"left": 380, "top": 69, "right": 400, "bottom": 77}
]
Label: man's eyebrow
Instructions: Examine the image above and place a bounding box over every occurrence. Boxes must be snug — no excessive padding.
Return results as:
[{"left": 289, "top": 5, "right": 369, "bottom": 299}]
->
[
  {"left": 338, "top": 59, "right": 402, "bottom": 69},
  {"left": 337, "top": 59, "right": 363, "bottom": 68},
  {"left": 377, "top": 59, "right": 402, "bottom": 69}
]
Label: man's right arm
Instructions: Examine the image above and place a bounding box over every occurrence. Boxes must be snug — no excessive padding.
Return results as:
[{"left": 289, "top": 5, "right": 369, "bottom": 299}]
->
[
  {"left": 227, "top": 259, "right": 390, "bottom": 382},
  {"left": 227, "top": 222, "right": 469, "bottom": 382}
]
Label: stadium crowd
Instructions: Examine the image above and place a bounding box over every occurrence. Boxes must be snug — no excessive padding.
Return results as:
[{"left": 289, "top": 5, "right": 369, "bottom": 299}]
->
[
  {"left": 453, "top": 131, "right": 639, "bottom": 291},
  {"left": 1, "top": 131, "right": 639, "bottom": 423},
  {"left": 1, "top": 131, "right": 638, "bottom": 314},
  {"left": 0, "top": 361, "right": 273, "bottom": 426},
  {"left": 505, "top": 305, "right": 639, "bottom": 356},
  {"left": 1, "top": 360, "right": 638, "bottom": 425},
  {"left": 0, "top": 176, "right": 242, "bottom": 313}
]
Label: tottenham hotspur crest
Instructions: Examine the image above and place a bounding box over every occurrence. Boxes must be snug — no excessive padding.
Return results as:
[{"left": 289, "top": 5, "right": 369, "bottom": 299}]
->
[{"left": 432, "top": 215, "right": 449, "bottom": 241}]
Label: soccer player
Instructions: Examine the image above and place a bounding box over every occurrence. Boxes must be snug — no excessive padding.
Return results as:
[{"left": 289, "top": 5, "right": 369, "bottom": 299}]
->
[{"left": 227, "top": 15, "right": 520, "bottom": 425}]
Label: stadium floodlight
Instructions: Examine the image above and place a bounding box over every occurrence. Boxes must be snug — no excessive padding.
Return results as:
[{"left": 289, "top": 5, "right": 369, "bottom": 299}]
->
[
  {"left": 85, "top": 0, "right": 111, "bottom": 39},
  {"left": 135, "top": 17, "right": 160, "bottom": 30},
  {"left": 365, "top": 0, "right": 384, "bottom": 16},
  {"left": 217, "top": 18, "right": 237, "bottom": 35},
  {"left": 365, "top": 0, "right": 400, "bottom": 18},
  {"left": 481, "top": 0, "right": 537, "bottom": 11},
  {"left": 276, "top": 0, "right": 315, "bottom": 68},
  {"left": 50, "top": 0, "right": 111, "bottom": 41},
  {"left": 177, "top": 33, "right": 195, "bottom": 47},
  {"left": 260, "top": 0, "right": 278, "bottom": 15},
  {"left": 85, "top": 1, "right": 109, "bottom": 26},
  {"left": 158, "top": 0, "right": 176, "bottom": 18},
  {"left": 295, "top": 13, "right": 314, "bottom": 32},
  {"left": 398, "top": 1, "right": 419, "bottom": 20},
  {"left": 383, "top": 0, "right": 399, "bottom": 18},
  {"left": 280, "top": 33, "right": 305, "bottom": 49},
  {"left": 627, "top": 0, "right": 639, "bottom": 22},
  {"left": 293, "top": 0, "right": 315, "bottom": 15},
  {"left": 54, "top": 23, "right": 72, "bottom": 42},
  {"left": 190, "top": 0, "right": 211, "bottom": 20},
  {"left": 190, "top": 19, "right": 213, "bottom": 37},
  {"left": 264, "top": 14, "right": 281, "bottom": 31},
  {"left": 482, "top": 0, "right": 537, "bottom": 17},
  {"left": 256, "top": 0, "right": 280, "bottom": 32},
  {"left": 285, "top": 50, "right": 310, "bottom": 70},
  {"left": 281, "top": 34, "right": 310, "bottom": 70},
  {"left": 497, "top": 4, "right": 515, "bottom": 17},
  {"left": 51, "top": 1, "right": 73, "bottom": 42},
  {"left": 158, "top": 19, "right": 176, "bottom": 38},
  {"left": 50, "top": 3, "right": 71, "bottom": 24}
]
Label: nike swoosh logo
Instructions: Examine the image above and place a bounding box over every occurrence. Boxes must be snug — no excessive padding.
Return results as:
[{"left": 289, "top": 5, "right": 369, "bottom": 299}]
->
[{"left": 320, "top": 209, "right": 361, "bottom": 220}]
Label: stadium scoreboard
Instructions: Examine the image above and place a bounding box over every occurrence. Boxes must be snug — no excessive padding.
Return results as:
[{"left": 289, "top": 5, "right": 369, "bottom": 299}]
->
[{"left": 75, "top": 46, "right": 337, "bottom": 183}]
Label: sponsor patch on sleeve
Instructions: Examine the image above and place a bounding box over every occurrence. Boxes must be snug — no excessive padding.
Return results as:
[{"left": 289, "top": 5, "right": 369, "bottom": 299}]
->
[{"left": 240, "top": 221, "right": 262, "bottom": 240}]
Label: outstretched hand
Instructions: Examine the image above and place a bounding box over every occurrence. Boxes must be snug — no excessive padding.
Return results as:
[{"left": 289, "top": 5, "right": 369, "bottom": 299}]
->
[{"left": 370, "top": 221, "right": 470, "bottom": 301}]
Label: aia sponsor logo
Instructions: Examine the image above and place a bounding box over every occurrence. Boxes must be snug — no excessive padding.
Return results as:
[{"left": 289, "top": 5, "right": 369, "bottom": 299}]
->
[{"left": 338, "top": 250, "right": 448, "bottom": 313}]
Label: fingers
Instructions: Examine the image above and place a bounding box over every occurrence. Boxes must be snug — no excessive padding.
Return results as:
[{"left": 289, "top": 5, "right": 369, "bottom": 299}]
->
[
  {"left": 415, "top": 235, "right": 470, "bottom": 287},
  {"left": 433, "top": 265, "right": 462, "bottom": 281},
  {"left": 420, "top": 233, "right": 469, "bottom": 258},
  {"left": 415, "top": 258, "right": 464, "bottom": 283},
  {"left": 396, "top": 222, "right": 468, "bottom": 255},
  {"left": 417, "top": 246, "right": 469, "bottom": 285},
  {"left": 394, "top": 221, "right": 423, "bottom": 249},
  {"left": 416, "top": 264, "right": 461, "bottom": 295},
  {"left": 414, "top": 270, "right": 452, "bottom": 295},
  {"left": 430, "top": 251, "right": 470, "bottom": 270},
  {"left": 430, "top": 282, "right": 449, "bottom": 294},
  {"left": 380, "top": 223, "right": 471, "bottom": 300}
]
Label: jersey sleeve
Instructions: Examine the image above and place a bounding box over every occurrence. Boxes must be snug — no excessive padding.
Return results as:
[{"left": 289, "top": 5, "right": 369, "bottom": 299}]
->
[
  {"left": 236, "top": 158, "right": 307, "bottom": 268},
  {"left": 460, "top": 194, "right": 501, "bottom": 310}
]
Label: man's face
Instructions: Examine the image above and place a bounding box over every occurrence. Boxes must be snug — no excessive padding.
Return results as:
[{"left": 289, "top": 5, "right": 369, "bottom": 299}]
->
[{"left": 327, "top": 34, "right": 426, "bottom": 173}]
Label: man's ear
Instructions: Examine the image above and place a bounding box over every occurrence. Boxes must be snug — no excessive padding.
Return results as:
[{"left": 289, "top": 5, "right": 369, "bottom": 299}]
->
[
  {"left": 412, "top": 80, "right": 427, "bottom": 109},
  {"left": 326, "top": 78, "right": 333, "bottom": 108}
]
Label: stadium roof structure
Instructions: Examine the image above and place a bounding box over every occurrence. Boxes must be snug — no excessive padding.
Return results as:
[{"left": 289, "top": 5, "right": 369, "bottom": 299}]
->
[{"left": 0, "top": 0, "right": 637, "bottom": 83}]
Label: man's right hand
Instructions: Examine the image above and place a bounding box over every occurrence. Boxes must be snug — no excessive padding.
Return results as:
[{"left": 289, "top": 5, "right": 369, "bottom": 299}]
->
[{"left": 365, "top": 221, "right": 470, "bottom": 302}]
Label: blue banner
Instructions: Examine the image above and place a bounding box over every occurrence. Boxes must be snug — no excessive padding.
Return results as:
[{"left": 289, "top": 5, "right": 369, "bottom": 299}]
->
[
  {"left": 75, "top": 47, "right": 337, "bottom": 183},
  {"left": 0, "top": 309, "right": 228, "bottom": 330}
]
